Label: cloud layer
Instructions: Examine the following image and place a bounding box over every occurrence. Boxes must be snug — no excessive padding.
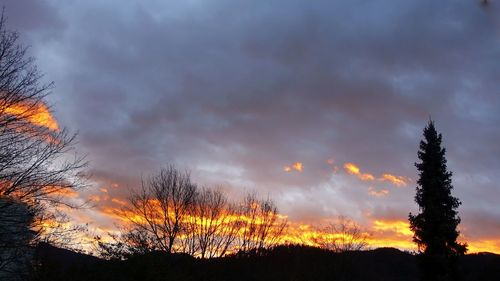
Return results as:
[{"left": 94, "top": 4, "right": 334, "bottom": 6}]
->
[{"left": 6, "top": 0, "right": 500, "bottom": 252}]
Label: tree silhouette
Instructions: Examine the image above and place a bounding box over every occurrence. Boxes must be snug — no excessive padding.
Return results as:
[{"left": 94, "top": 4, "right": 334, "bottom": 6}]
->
[
  {"left": 0, "top": 10, "right": 86, "bottom": 278},
  {"left": 125, "top": 166, "right": 197, "bottom": 254},
  {"left": 409, "top": 120, "right": 467, "bottom": 281},
  {"left": 236, "top": 192, "right": 287, "bottom": 253},
  {"left": 182, "top": 187, "right": 240, "bottom": 258},
  {"left": 99, "top": 178, "right": 287, "bottom": 259},
  {"left": 312, "top": 216, "right": 368, "bottom": 253}
]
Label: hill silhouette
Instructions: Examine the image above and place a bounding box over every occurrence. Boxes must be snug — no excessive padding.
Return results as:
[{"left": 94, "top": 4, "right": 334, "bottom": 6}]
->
[{"left": 33, "top": 243, "right": 500, "bottom": 281}]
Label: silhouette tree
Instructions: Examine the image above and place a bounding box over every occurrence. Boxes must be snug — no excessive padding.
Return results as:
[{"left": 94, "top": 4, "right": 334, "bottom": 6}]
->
[
  {"left": 124, "top": 166, "right": 197, "bottom": 253},
  {"left": 236, "top": 192, "right": 287, "bottom": 252},
  {"left": 102, "top": 183, "right": 287, "bottom": 258},
  {"left": 0, "top": 10, "right": 86, "bottom": 277},
  {"left": 409, "top": 120, "right": 467, "bottom": 281},
  {"left": 0, "top": 11, "right": 86, "bottom": 205},
  {"left": 182, "top": 187, "right": 240, "bottom": 258},
  {"left": 312, "top": 216, "right": 368, "bottom": 253}
]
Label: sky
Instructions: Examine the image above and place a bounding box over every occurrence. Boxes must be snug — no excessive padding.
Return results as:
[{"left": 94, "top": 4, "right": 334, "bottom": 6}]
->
[{"left": 4, "top": 0, "right": 500, "bottom": 252}]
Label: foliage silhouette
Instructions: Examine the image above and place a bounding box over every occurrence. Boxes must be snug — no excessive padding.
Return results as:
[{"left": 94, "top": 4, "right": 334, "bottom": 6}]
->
[
  {"left": 409, "top": 120, "right": 467, "bottom": 281},
  {"left": 97, "top": 169, "right": 287, "bottom": 259}
]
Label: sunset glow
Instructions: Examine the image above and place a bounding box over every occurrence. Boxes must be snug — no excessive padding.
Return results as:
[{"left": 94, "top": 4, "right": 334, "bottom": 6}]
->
[
  {"left": 380, "top": 174, "right": 408, "bottom": 187},
  {"left": 3, "top": 101, "right": 59, "bottom": 131},
  {"left": 372, "top": 220, "right": 413, "bottom": 237},
  {"left": 344, "top": 163, "right": 375, "bottom": 181},
  {"left": 60, "top": 200, "right": 499, "bottom": 256},
  {"left": 344, "top": 162, "right": 360, "bottom": 175},
  {"left": 73, "top": 198, "right": 500, "bottom": 255},
  {"left": 368, "top": 186, "right": 389, "bottom": 197},
  {"left": 284, "top": 162, "right": 303, "bottom": 172}
]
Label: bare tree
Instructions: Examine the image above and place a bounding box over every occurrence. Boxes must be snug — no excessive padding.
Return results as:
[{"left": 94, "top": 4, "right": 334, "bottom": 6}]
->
[
  {"left": 236, "top": 193, "right": 287, "bottom": 252},
  {"left": 124, "top": 166, "right": 196, "bottom": 253},
  {"left": 210, "top": 202, "right": 241, "bottom": 257},
  {"left": 183, "top": 187, "right": 240, "bottom": 258},
  {"left": 109, "top": 181, "right": 287, "bottom": 258},
  {"left": 0, "top": 10, "right": 86, "bottom": 207},
  {"left": 313, "top": 216, "right": 368, "bottom": 253},
  {"left": 0, "top": 10, "right": 86, "bottom": 277}
]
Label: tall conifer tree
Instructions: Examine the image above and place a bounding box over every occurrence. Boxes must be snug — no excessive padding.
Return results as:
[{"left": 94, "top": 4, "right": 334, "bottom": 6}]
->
[{"left": 409, "top": 120, "right": 467, "bottom": 281}]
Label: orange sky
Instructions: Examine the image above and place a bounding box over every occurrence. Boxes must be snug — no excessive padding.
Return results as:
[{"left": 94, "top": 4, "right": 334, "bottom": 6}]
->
[
  {"left": 77, "top": 195, "right": 500, "bottom": 254},
  {"left": 4, "top": 101, "right": 59, "bottom": 131},
  {"left": 72, "top": 170, "right": 500, "bottom": 255}
]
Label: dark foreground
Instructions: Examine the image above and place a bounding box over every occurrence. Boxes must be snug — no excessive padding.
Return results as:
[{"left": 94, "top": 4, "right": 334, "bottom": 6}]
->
[{"left": 34, "top": 244, "right": 500, "bottom": 281}]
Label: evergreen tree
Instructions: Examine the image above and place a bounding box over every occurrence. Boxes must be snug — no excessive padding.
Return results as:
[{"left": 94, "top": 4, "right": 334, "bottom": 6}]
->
[{"left": 409, "top": 120, "right": 467, "bottom": 281}]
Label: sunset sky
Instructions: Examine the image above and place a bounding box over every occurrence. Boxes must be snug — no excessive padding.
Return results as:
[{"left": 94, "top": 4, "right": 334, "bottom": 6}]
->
[{"left": 5, "top": 0, "right": 500, "bottom": 253}]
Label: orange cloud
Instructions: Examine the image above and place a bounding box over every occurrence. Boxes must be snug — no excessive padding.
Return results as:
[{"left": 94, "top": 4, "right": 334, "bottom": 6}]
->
[
  {"left": 43, "top": 185, "right": 79, "bottom": 198},
  {"left": 279, "top": 221, "right": 371, "bottom": 247},
  {"left": 111, "top": 198, "right": 127, "bottom": 206},
  {"left": 368, "top": 186, "right": 389, "bottom": 197},
  {"left": 380, "top": 174, "right": 408, "bottom": 187},
  {"left": 362, "top": 219, "right": 416, "bottom": 250},
  {"left": 97, "top": 188, "right": 110, "bottom": 201},
  {"left": 88, "top": 195, "right": 101, "bottom": 202},
  {"left": 366, "top": 219, "right": 500, "bottom": 254},
  {"left": 3, "top": 101, "right": 59, "bottom": 131},
  {"left": 344, "top": 162, "right": 360, "bottom": 174},
  {"left": 344, "top": 162, "right": 374, "bottom": 181},
  {"left": 277, "top": 218, "right": 416, "bottom": 252},
  {"left": 359, "top": 173, "right": 375, "bottom": 181},
  {"left": 342, "top": 162, "right": 409, "bottom": 188},
  {"left": 372, "top": 220, "right": 413, "bottom": 237},
  {"left": 293, "top": 162, "right": 303, "bottom": 171},
  {"left": 467, "top": 239, "right": 500, "bottom": 254},
  {"left": 65, "top": 199, "right": 500, "bottom": 255},
  {"left": 284, "top": 162, "right": 303, "bottom": 172}
]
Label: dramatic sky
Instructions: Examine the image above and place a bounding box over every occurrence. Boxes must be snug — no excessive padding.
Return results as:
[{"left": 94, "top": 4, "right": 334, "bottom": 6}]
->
[{"left": 5, "top": 0, "right": 500, "bottom": 252}]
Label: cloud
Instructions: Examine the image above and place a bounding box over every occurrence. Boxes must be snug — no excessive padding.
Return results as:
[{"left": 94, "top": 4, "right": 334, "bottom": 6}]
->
[
  {"left": 88, "top": 195, "right": 101, "bottom": 202},
  {"left": 2, "top": 0, "right": 63, "bottom": 35},
  {"left": 284, "top": 162, "right": 303, "bottom": 172},
  {"left": 368, "top": 186, "right": 390, "bottom": 197},
  {"left": 371, "top": 219, "right": 413, "bottom": 237},
  {"left": 111, "top": 198, "right": 127, "bottom": 206},
  {"left": 4, "top": 101, "right": 60, "bottom": 131},
  {"left": 343, "top": 162, "right": 409, "bottom": 188},
  {"left": 8, "top": 0, "right": 500, "bottom": 252},
  {"left": 344, "top": 162, "right": 375, "bottom": 181},
  {"left": 380, "top": 174, "right": 409, "bottom": 187}
]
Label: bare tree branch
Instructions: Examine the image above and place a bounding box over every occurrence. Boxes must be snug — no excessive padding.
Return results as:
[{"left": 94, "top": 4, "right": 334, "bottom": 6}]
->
[{"left": 0, "top": 9, "right": 87, "bottom": 278}]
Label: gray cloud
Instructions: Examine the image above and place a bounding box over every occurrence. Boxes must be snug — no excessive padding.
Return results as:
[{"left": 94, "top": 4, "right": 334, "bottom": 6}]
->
[{"left": 6, "top": 0, "right": 500, "bottom": 240}]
